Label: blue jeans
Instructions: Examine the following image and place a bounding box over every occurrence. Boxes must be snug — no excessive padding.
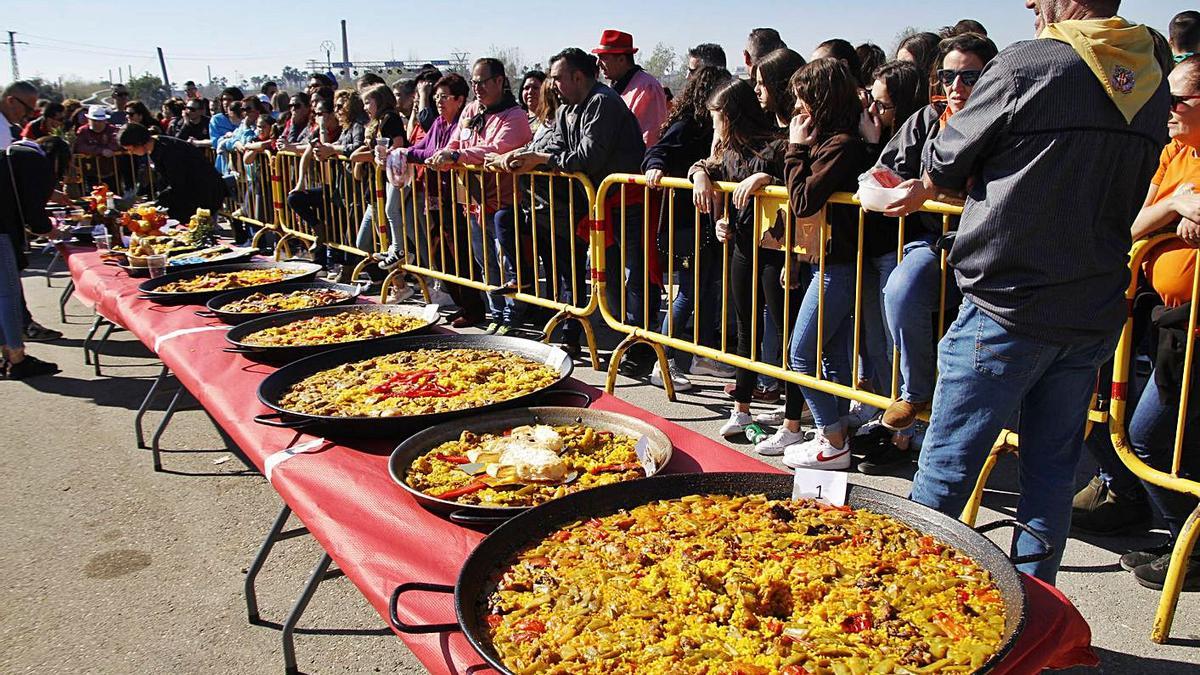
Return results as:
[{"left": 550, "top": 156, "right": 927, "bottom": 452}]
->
[
  {"left": 911, "top": 298, "right": 1119, "bottom": 583},
  {"left": 884, "top": 239, "right": 961, "bottom": 404},
  {"left": 1129, "top": 366, "right": 1200, "bottom": 540},
  {"left": 859, "top": 250, "right": 900, "bottom": 398},
  {"left": 788, "top": 263, "right": 856, "bottom": 428},
  {"left": 469, "top": 212, "right": 505, "bottom": 320},
  {"left": 0, "top": 235, "right": 24, "bottom": 350},
  {"left": 663, "top": 245, "right": 722, "bottom": 369}
]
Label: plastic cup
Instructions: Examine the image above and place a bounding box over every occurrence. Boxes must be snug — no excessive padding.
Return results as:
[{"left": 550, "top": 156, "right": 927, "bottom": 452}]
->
[
  {"left": 94, "top": 233, "right": 111, "bottom": 252},
  {"left": 145, "top": 254, "right": 168, "bottom": 278}
]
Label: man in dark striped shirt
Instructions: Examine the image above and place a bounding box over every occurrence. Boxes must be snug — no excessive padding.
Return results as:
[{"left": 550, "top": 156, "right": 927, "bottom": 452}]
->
[{"left": 885, "top": 0, "right": 1170, "bottom": 583}]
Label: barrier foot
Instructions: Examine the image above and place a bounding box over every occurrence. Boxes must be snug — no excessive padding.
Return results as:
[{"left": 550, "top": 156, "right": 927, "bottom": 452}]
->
[
  {"left": 605, "top": 335, "right": 638, "bottom": 395},
  {"left": 1150, "top": 505, "right": 1200, "bottom": 643},
  {"left": 648, "top": 339, "right": 677, "bottom": 402},
  {"left": 412, "top": 274, "right": 432, "bottom": 304},
  {"left": 350, "top": 259, "right": 372, "bottom": 285},
  {"left": 606, "top": 335, "right": 675, "bottom": 401},
  {"left": 960, "top": 436, "right": 1013, "bottom": 527},
  {"left": 579, "top": 315, "right": 601, "bottom": 372},
  {"left": 273, "top": 235, "right": 294, "bottom": 262}
]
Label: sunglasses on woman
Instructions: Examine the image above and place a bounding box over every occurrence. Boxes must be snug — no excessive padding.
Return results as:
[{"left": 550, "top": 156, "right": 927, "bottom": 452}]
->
[{"left": 937, "top": 69, "right": 982, "bottom": 87}]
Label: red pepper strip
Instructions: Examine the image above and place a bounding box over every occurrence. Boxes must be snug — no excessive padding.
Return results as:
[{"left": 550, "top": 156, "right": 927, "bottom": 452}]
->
[
  {"left": 588, "top": 462, "right": 643, "bottom": 474},
  {"left": 841, "top": 612, "right": 873, "bottom": 633},
  {"left": 432, "top": 453, "right": 471, "bottom": 465},
  {"left": 932, "top": 611, "right": 969, "bottom": 640},
  {"left": 437, "top": 480, "right": 488, "bottom": 500},
  {"left": 485, "top": 614, "right": 503, "bottom": 628}
]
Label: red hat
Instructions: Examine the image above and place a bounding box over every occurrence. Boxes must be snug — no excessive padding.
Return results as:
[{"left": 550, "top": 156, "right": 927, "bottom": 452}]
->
[{"left": 592, "top": 30, "right": 638, "bottom": 55}]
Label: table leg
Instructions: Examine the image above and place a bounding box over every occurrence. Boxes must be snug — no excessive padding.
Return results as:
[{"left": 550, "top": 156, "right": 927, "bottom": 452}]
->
[
  {"left": 245, "top": 504, "right": 310, "bottom": 624},
  {"left": 93, "top": 321, "right": 117, "bottom": 376},
  {"left": 150, "top": 387, "right": 186, "bottom": 472},
  {"left": 58, "top": 280, "right": 75, "bottom": 323},
  {"left": 82, "top": 315, "right": 104, "bottom": 365},
  {"left": 134, "top": 365, "right": 171, "bottom": 450},
  {"left": 45, "top": 249, "right": 61, "bottom": 286},
  {"left": 282, "top": 552, "right": 343, "bottom": 675}
]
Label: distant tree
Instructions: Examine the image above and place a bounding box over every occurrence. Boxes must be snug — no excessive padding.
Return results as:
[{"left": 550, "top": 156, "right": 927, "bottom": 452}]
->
[
  {"left": 61, "top": 79, "right": 108, "bottom": 100},
  {"left": 641, "top": 42, "right": 686, "bottom": 95},
  {"left": 280, "top": 66, "right": 306, "bottom": 89},
  {"left": 486, "top": 44, "right": 526, "bottom": 79},
  {"left": 892, "top": 26, "right": 921, "bottom": 56},
  {"left": 25, "top": 77, "right": 63, "bottom": 102},
  {"left": 127, "top": 73, "right": 168, "bottom": 107}
]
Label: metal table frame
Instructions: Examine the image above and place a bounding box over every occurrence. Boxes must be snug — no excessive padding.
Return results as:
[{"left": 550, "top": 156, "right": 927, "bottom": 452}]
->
[{"left": 245, "top": 504, "right": 389, "bottom": 675}]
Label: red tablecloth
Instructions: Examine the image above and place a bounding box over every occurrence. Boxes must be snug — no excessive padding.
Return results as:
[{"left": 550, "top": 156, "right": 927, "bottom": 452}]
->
[{"left": 64, "top": 246, "right": 1097, "bottom": 674}]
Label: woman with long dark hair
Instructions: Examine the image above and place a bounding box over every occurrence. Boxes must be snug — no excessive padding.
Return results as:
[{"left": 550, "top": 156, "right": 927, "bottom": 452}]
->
[
  {"left": 773, "top": 58, "right": 881, "bottom": 468},
  {"left": 643, "top": 66, "right": 733, "bottom": 391},
  {"left": 896, "top": 31, "right": 943, "bottom": 105},
  {"left": 688, "top": 79, "right": 795, "bottom": 443},
  {"left": 753, "top": 48, "right": 806, "bottom": 128},
  {"left": 843, "top": 59, "right": 926, "bottom": 442}
]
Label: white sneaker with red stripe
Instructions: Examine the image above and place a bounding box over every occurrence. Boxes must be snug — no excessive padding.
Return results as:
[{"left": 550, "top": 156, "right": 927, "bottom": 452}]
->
[{"left": 782, "top": 434, "right": 851, "bottom": 470}]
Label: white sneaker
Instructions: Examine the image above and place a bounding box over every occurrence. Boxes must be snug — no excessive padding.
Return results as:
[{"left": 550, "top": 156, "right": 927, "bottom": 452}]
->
[
  {"left": 783, "top": 434, "right": 852, "bottom": 470},
  {"left": 754, "top": 427, "right": 808, "bottom": 456},
  {"left": 689, "top": 356, "right": 736, "bottom": 378},
  {"left": 754, "top": 404, "right": 787, "bottom": 426},
  {"left": 651, "top": 362, "right": 694, "bottom": 392},
  {"left": 387, "top": 284, "right": 415, "bottom": 304},
  {"left": 843, "top": 400, "right": 881, "bottom": 428},
  {"left": 718, "top": 410, "right": 753, "bottom": 438}
]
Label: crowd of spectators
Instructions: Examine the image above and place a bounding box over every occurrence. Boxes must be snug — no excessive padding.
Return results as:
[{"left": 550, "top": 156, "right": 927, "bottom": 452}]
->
[{"left": 1, "top": 2, "right": 1196, "bottom": 591}]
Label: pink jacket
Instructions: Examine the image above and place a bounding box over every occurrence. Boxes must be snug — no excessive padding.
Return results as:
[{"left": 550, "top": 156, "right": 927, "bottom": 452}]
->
[
  {"left": 619, "top": 69, "right": 669, "bottom": 147},
  {"left": 446, "top": 99, "right": 533, "bottom": 209}
]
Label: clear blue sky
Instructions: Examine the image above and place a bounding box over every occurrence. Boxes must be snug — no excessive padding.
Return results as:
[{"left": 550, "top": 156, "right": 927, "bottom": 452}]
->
[{"left": 4, "top": 1, "right": 1188, "bottom": 85}]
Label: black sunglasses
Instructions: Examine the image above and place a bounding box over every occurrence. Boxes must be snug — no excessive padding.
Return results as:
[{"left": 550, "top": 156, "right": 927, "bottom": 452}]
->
[
  {"left": 186, "top": 106, "right": 202, "bottom": 111},
  {"left": 937, "top": 69, "right": 982, "bottom": 87},
  {"left": 1171, "top": 94, "right": 1200, "bottom": 108},
  {"left": 113, "top": 92, "right": 129, "bottom": 98}
]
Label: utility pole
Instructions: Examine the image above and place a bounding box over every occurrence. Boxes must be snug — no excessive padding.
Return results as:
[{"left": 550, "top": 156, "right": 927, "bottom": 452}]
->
[
  {"left": 206, "top": 65, "right": 212, "bottom": 84},
  {"left": 320, "top": 40, "right": 334, "bottom": 71},
  {"left": 108, "top": 69, "right": 113, "bottom": 85},
  {"left": 4, "top": 31, "right": 27, "bottom": 80},
  {"left": 340, "top": 19, "right": 350, "bottom": 81},
  {"left": 127, "top": 64, "right": 133, "bottom": 82},
  {"left": 156, "top": 47, "right": 172, "bottom": 95}
]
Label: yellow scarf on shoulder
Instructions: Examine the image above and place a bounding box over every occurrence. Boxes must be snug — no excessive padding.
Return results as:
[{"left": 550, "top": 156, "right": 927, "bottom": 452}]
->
[{"left": 1040, "top": 16, "right": 1161, "bottom": 124}]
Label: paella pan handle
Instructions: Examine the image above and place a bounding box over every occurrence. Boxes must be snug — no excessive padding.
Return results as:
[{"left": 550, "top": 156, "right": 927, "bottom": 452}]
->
[
  {"left": 533, "top": 389, "right": 593, "bottom": 408},
  {"left": 974, "top": 519, "right": 1055, "bottom": 565},
  {"left": 388, "top": 582, "right": 460, "bottom": 634},
  {"left": 136, "top": 294, "right": 157, "bottom": 300},
  {"left": 223, "top": 346, "right": 258, "bottom": 354},
  {"left": 253, "top": 412, "right": 318, "bottom": 430},
  {"left": 448, "top": 510, "right": 515, "bottom": 527},
  {"left": 194, "top": 309, "right": 218, "bottom": 318}
]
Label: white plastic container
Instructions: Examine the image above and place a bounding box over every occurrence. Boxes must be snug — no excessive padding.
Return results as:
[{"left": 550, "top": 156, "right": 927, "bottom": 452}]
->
[{"left": 856, "top": 184, "right": 910, "bottom": 213}]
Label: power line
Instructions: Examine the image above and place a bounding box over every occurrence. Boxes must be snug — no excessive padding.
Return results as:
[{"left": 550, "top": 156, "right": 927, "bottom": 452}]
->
[{"left": 16, "top": 32, "right": 310, "bottom": 61}]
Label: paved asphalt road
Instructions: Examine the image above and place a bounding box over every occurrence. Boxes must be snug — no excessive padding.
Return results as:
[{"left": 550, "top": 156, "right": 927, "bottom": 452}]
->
[{"left": 1, "top": 248, "right": 1197, "bottom": 674}]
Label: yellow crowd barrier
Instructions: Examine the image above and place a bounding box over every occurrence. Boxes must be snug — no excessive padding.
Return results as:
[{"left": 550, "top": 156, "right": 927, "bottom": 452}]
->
[
  {"left": 591, "top": 174, "right": 961, "bottom": 403},
  {"left": 1109, "top": 234, "right": 1200, "bottom": 643},
  {"left": 69, "top": 152, "right": 155, "bottom": 200},
  {"left": 390, "top": 164, "right": 602, "bottom": 369},
  {"left": 224, "top": 150, "right": 282, "bottom": 248},
  {"left": 273, "top": 149, "right": 388, "bottom": 278}
]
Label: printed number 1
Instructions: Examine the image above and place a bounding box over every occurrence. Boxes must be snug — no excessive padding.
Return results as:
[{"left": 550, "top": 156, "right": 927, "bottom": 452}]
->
[{"left": 815, "top": 485, "right": 822, "bottom": 499}]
